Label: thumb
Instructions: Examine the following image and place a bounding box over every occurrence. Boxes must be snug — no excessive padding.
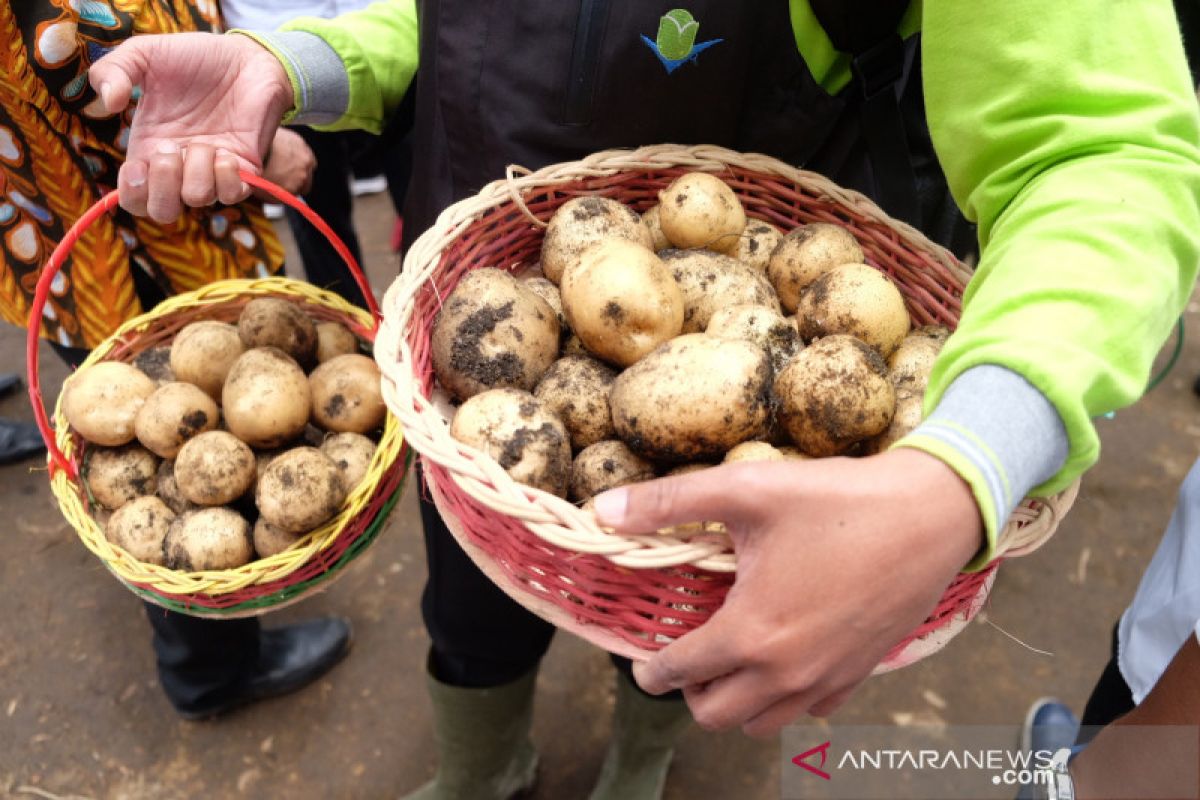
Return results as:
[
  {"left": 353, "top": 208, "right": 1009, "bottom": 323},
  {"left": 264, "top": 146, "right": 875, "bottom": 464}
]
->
[
  {"left": 594, "top": 462, "right": 762, "bottom": 534},
  {"left": 631, "top": 603, "right": 747, "bottom": 695},
  {"left": 89, "top": 38, "right": 152, "bottom": 113}
]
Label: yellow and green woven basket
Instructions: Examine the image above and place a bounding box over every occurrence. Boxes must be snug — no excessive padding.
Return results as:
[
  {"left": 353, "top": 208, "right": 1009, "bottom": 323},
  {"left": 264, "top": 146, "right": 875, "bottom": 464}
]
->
[{"left": 27, "top": 177, "right": 410, "bottom": 618}]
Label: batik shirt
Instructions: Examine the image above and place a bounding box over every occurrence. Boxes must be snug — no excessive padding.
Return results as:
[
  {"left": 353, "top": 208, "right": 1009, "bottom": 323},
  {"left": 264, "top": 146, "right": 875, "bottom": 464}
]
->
[{"left": 0, "top": 0, "right": 284, "bottom": 348}]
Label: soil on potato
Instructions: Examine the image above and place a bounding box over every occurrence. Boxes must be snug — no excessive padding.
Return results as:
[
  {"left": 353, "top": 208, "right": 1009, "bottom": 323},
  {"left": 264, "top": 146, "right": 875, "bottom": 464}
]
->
[
  {"left": 448, "top": 301, "right": 524, "bottom": 387},
  {"left": 134, "top": 347, "right": 173, "bottom": 382}
]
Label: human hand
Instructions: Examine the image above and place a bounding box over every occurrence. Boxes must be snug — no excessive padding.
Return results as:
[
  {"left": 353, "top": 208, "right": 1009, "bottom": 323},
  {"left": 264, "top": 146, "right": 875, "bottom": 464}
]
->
[
  {"left": 89, "top": 33, "right": 293, "bottom": 222},
  {"left": 594, "top": 448, "right": 983, "bottom": 737},
  {"left": 260, "top": 129, "right": 316, "bottom": 198}
]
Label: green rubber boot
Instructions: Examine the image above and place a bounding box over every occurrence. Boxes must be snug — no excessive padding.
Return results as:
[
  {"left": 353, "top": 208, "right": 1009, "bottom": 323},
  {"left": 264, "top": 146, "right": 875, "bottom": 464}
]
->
[
  {"left": 401, "top": 668, "right": 539, "bottom": 800},
  {"left": 588, "top": 672, "right": 692, "bottom": 800}
]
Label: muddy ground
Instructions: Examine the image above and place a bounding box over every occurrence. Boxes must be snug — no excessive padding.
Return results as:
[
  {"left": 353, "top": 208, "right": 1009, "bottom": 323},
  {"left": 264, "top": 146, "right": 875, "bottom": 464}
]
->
[{"left": 2, "top": 192, "right": 1198, "bottom": 799}]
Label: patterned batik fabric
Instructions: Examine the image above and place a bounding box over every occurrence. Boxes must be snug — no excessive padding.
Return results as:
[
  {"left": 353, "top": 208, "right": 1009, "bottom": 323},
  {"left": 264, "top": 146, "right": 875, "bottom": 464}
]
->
[{"left": 0, "top": 0, "right": 284, "bottom": 348}]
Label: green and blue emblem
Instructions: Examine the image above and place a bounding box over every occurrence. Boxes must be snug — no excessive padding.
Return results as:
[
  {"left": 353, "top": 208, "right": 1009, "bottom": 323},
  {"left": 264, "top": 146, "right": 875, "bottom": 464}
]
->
[{"left": 641, "top": 9, "right": 723, "bottom": 74}]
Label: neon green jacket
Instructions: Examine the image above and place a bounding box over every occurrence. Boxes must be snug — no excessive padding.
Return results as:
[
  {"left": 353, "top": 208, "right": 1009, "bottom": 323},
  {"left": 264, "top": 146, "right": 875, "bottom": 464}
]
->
[{"left": 254, "top": 0, "right": 1200, "bottom": 564}]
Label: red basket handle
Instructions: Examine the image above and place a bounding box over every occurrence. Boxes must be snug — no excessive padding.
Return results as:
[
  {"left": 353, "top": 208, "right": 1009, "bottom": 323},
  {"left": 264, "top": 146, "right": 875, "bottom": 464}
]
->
[{"left": 26, "top": 170, "right": 377, "bottom": 479}]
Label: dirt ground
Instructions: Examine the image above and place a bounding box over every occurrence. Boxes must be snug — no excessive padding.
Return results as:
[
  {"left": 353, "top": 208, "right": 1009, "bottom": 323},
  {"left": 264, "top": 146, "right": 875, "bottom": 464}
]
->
[{"left": 2, "top": 192, "right": 1199, "bottom": 800}]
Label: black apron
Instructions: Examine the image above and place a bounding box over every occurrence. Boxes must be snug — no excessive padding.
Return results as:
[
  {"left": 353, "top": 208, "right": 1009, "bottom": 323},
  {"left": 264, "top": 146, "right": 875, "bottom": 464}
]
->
[{"left": 403, "top": 0, "right": 975, "bottom": 258}]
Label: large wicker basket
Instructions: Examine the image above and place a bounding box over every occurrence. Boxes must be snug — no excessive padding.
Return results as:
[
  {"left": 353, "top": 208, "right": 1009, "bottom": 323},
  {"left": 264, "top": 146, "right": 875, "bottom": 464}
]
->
[
  {"left": 27, "top": 174, "right": 410, "bottom": 618},
  {"left": 376, "top": 145, "right": 1078, "bottom": 670}
]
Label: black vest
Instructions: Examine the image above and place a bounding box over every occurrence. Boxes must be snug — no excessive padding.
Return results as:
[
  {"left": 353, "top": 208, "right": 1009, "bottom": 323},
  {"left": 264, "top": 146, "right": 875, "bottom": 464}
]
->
[{"left": 403, "top": 1, "right": 975, "bottom": 258}]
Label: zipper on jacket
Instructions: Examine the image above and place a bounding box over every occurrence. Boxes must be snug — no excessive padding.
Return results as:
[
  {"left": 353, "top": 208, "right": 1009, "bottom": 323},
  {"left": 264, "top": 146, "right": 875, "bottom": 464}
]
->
[{"left": 563, "top": 0, "right": 610, "bottom": 125}]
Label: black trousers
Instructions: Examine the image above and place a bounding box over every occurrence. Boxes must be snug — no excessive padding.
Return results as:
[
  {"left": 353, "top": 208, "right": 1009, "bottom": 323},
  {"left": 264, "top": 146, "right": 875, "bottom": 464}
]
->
[
  {"left": 52, "top": 267, "right": 261, "bottom": 715},
  {"left": 1076, "top": 623, "right": 1137, "bottom": 746},
  {"left": 285, "top": 127, "right": 369, "bottom": 310},
  {"left": 418, "top": 478, "right": 678, "bottom": 700}
]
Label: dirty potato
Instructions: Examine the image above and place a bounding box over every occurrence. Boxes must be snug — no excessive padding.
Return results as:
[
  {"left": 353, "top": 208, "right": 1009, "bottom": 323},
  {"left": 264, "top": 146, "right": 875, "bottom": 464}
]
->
[
  {"left": 237, "top": 297, "right": 319, "bottom": 366},
  {"left": 432, "top": 268, "right": 560, "bottom": 401},
  {"left": 660, "top": 249, "right": 779, "bottom": 334},
  {"left": 533, "top": 356, "right": 618, "bottom": 450},
  {"left": 570, "top": 440, "right": 656, "bottom": 502},
  {"left": 63, "top": 361, "right": 157, "bottom": 446},
  {"left": 706, "top": 303, "right": 803, "bottom": 375},
  {"left": 798, "top": 263, "right": 911, "bottom": 357},
  {"left": 657, "top": 172, "right": 746, "bottom": 254},
  {"left": 170, "top": 321, "right": 244, "bottom": 401},
  {"left": 256, "top": 447, "right": 348, "bottom": 533},
  {"left": 85, "top": 443, "right": 159, "bottom": 509},
  {"left": 134, "top": 381, "right": 219, "bottom": 459},
  {"left": 163, "top": 507, "right": 254, "bottom": 571},
  {"left": 310, "top": 354, "right": 387, "bottom": 434},
  {"left": 888, "top": 325, "right": 950, "bottom": 392},
  {"left": 319, "top": 432, "right": 376, "bottom": 494},
  {"left": 732, "top": 220, "right": 782, "bottom": 273},
  {"left": 767, "top": 223, "right": 864, "bottom": 313},
  {"left": 174, "top": 430, "right": 256, "bottom": 506},
  {"left": 610, "top": 334, "right": 771, "bottom": 462},
  {"left": 560, "top": 239, "right": 684, "bottom": 367},
  {"left": 775, "top": 335, "right": 895, "bottom": 456},
  {"left": 449, "top": 388, "right": 572, "bottom": 497},
  {"left": 222, "top": 347, "right": 312, "bottom": 448},
  {"left": 540, "top": 196, "right": 652, "bottom": 284},
  {"left": 105, "top": 496, "right": 174, "bottom": 565}
]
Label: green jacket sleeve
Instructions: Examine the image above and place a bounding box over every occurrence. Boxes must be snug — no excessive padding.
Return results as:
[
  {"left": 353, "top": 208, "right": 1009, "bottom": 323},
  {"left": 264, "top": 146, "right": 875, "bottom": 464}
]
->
[
  {"left": 278, "top": 0, "right": 418, "bottom": 133},
  {"left": 916, "top": 0, "right": 1200, "bottom": 496}
]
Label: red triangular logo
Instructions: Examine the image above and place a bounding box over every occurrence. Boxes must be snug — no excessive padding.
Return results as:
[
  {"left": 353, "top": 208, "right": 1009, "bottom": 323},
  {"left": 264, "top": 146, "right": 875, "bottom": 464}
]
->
[{"left": 792, "top": 741, "right": 832, "bottom": 780}]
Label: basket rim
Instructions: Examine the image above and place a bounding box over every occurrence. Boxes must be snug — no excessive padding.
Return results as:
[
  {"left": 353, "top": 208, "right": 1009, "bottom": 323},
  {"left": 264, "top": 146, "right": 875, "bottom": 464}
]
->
[
  {"left": 49, "top": 277, "right": 408, "bottom": 597},
  {"left": 376, "top": 144, "right": 1078, "bottom": 573}
]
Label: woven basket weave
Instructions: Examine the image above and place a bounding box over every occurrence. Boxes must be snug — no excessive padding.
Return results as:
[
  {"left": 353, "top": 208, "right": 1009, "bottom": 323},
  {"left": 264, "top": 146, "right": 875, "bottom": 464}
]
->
[
  {"left": 28, "top": 175, "right": 410, "bottom": 618},
  {"left": 376, "top": 144, "right": 1079, "bottom": 669}
]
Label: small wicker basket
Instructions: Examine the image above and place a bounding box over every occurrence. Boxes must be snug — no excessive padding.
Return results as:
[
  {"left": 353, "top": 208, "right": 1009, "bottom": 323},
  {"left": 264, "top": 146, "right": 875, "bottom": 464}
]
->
[
  {"left": 375, "top": 144, "right": 1078, "bottom": 670},
  {"left": 27, "top": 174, "right": 410, "bottom": 618}
]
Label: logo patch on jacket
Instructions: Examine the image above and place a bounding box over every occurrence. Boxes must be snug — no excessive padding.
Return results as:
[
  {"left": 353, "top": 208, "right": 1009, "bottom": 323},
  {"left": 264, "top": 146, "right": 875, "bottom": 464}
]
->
[{"left": 641, "top": 9, "right": 723, "bottom": 74}]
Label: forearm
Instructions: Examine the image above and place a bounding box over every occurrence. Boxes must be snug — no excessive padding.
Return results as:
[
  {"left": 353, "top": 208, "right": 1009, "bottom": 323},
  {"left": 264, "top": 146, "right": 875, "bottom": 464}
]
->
[
  {"left": 1071, "top": 634, "right": 1200, "bottom": 799},
  {"left": 236, "top": 0, "right": 418, "bottom": 133},
  {"left": 919, "top": 0, "right": 1200, "bottom": 506}
]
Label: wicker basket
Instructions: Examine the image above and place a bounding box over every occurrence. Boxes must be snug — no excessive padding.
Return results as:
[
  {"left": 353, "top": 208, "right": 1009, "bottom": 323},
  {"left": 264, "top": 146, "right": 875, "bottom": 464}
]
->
[
  {"left": 27, "top": 174, "right": 411, "bottom": 618},
  {"left": 376, "top": 145, "right": 1079, "bottom": 670}
]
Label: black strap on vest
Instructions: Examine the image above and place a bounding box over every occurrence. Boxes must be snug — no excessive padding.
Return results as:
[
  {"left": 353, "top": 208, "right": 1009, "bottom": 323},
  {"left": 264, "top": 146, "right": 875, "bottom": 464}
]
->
[{"left": 809, "top": 0, "right": 921, "bottom": 227}]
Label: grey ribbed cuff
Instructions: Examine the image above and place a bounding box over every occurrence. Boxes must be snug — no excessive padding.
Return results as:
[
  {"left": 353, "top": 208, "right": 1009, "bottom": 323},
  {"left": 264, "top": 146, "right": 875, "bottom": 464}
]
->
[
  {"left": 911, "top": 364, "right": 1069, "bottom": 537},
  {"left": 255, "top": 31, "right": 350, "bottom": 126}
]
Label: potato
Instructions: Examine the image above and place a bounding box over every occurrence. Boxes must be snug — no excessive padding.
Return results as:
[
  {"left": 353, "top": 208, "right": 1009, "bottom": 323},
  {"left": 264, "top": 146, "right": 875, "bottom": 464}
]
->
[
  {"left": 562, "top": 333, "right": 589, "bottom": 358},
  {"left": 170, "top": 321, "right": 244, "bottom": 400},
  {"left": 254, "top": 448, "right": 288, "bottom": 484},
  {"left": 222, "top": 347, "right": 312, "bottom": 448},
  {"left": 540, "top": 196, "right": 652, "bottom": 284},
  {"left": 660, "top": 249, "right": 779, "bottom": 334},
  {"left": 665, "top": 463, "right": 713, "bottom": 477},
  {"left": 570, "top": 440, "right": 655, "bottom": 502},
  {"left": 732, "top": 221, "right": 782, "bottom": 273},
  {"left": 133, "top": 347, "right": 175, "bottom": 385},
  {"left": 163, "top": 507, "right": 254, "bottom": 571},
  {"left": 864, "top": 389, "right": 924, "bottom": 455},
  {"left": 775, "top": 335, "right": 895, "bottom": 456},
  {"left": 237, "top": 297, "right": 318, "bottom": 366},
  {"left": 63, "top": 361, "right": 157, "bottom": 446},
  {"left": 256, "top": 447, "right": 347, "bottom": 533},
  {"left": 85, "top": 443, "right": 159, "bottom": 509},
  {"left": 316, "top": 321, "right": 360, "bottom": 363},
  {"left": 156, "top": 460, "right": 196, "bottom": 515},
  {"left": 560, "top": 239, "right": 684, "bottom": 367},
  {"left": 706, "top": 304, "right": 803, "bottom": 375},
  {"left": 449, "top": 388, "right": 572, "bottom": 497},
  {"left": 723, "top": 441, "right": 785, "bottom": 463},
  {"left": 320, "top": 432, "right": 376, "bottom": 493},
  {"left": 768, "top": 224, "right": 864, "bottom": 312},
  {"left": 798, "top": 263, "right": 911, "bottom": 357},
  {"left": 105, "top": 496, "right": 174, "bottom": 565},
  {"left": 133, "top": 382, "right": 219, "bottom": 459},
  {"left": 657, "top": 172, "right": 746, "bottom": 254},
  {"left": 641, "top": 204, "right": 672, "bottom": 252},
  {"left": 533, "top": 356, "right": 617, "bottom": 450},
  {"left": 777, "top": 446, "right": 811, "bottom": 461},
  {"left": 888, "top": 325, "right": 950, "bottom": 392},
  {"left": 432, "top": 268, "right": 560, "bottom": 401},
  {"left": 253, "top": 517, "right": 303, "bottom": 559},
  {"left": 310, "top": 354, "right": 387, "bottom": 434},
  {"left": 174, "top": 430, "right": 256, "bottom": 506},
  {"left": 610, "top": 334, "right": 771, "bottom": 462},
  {"left": 521, "top": 276, "right": 567, "bottom": 332}
]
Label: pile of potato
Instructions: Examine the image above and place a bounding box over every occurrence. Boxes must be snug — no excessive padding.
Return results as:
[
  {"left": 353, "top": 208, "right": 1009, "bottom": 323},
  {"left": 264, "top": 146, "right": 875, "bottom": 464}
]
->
[
  {"left": 434, "top": 172, "right": 948, "bottom": 506},
  {"left": 62, "top": 298, "right": 386, "bottom": 571}
]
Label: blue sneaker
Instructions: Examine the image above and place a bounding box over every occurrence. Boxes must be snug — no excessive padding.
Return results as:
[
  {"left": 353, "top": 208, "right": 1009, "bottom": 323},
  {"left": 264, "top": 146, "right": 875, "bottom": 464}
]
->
[{"left": 1021, "top": 697, "right": 1080, "bottom": 755}]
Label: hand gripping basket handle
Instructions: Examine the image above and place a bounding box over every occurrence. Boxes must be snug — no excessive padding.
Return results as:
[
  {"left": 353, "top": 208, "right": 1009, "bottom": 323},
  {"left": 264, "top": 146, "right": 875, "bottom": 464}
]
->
[{"left": 25, "top": 171, "right": 376, "bottom": 479}]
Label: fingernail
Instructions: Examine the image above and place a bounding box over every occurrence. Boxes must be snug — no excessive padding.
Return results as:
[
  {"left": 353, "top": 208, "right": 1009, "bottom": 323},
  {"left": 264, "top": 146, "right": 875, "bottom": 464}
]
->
[
  {"left": 239, "top": 181, "right": 249, "bottom": 195},
  {"left": 593, "top": 488, "right": 629, "bottom": 526},
  {"left": 156, "top": 140, "right": 179, "bottom": 155},
  {"left": 98, "top": 81, "right": 114, "bottom": 109},
  {"left": 125, "top": 162, "right": 146, "bottom": 188}
]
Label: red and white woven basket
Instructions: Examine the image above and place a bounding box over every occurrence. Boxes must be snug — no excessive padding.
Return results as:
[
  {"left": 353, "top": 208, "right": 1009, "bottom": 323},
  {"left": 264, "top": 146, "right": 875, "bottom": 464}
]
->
[{"left": 375, "top": 144, "right": 1079, "bottom": 671}]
